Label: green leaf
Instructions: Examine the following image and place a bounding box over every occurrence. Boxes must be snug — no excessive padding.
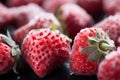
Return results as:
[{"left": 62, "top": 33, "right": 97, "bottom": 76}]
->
[
  {"left": 12, "top": 47, "right": 18, "bottom": 56},
  {"left": 87, "top": 51, "right": 100, "bottom": 61},
  {"left": 11, "top": 47, "right": 21, "bottom": 56},
  {"left": 81, "top": 46, "right": 96, "bottom": 54},
  {"left": 104, "top": 31, "right": 109, "bottom": 39},
  {"left": 1, "top": 36, "right": 15, "bottom": 47},
  {"left": 88, "top": 37, "right": 98, "bottom": 45},
  {"left": 51, "top": 23, "right": 57, "bottom": 30},
  {"left": 96, "top": 31, "right": 102, "bottom": 39},
  {"left": 7, "top": 30, "right": 13, "bottom": 40},
  {"left": 98, "top": 55, "right": 105, "bottom": 64}
]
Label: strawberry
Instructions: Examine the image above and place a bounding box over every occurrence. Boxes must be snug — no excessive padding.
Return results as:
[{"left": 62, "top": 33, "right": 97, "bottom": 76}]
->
[
  {"left": 94, "top": 14, "right": 120, "bottom": 47},
  {"left": 98, "top": 47, "right": 120, "bottom": 80},
  {"left": 9, "top": 3, "right": 45, "bottom": 28},
  {"left": 103, "top": 0, "right": 120, "bottom": 15},
  {"left": 21, "top": 28, "right": 71, "bottom": 77},
  {"left": 0, "top": 3, "right": 45, "bottom": 30},
  {"left": 0, "top": 3, "right": 13, "bottom": 30},
  {"left": 6, "top": 0, "right": 43, "bottom": 7},
  {"left": 56, "top": 3, "right": 93, "bottom": 39},
  {"left": 13, "top": 12, "right": 61, "bottom": 44},
  {"left": 77, "top": 0, "right": 103, "bottom": 16},
  {"left": 0, "top": 32, "right": 20, "bottom": 74},
  {"left": 70, "top": 27, "right": 114, "bottom": 75},
  {"left": 42, "top": 0, "right": 77, "bottom": 13}
]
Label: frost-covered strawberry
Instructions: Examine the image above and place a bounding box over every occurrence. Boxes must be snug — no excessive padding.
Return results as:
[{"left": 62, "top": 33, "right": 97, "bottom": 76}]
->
[
  {"left": 94, "top": 14, "right": 120, "bottom": 47},
  {"left": 56, "top": 3, "right": 93, "bottom": 39},
  {"left": 42, "top": 0, "right": 76, "bottom": 13},
  {"left": 0, "top": 3, "right": 45, "bottom": 30},
  {"left": 98, "top": 47, "right": 120, "bottom": 80},
  {"left": 0, "top": 3, "right": 13, "bottom": 30},
  {"left": 13, "top": 12, "right": 61, "bottom": 44},
  {"left": 6, "top": 0, "right": 43, "bottom": 7},
  {"left": 9, "top": 3, "right": 45, "bottom": 28},
  {"left": 22, "top": 28, "right": 71, "bottom": 77},
  {"left": 103, "top": 0, "right": 120, "bottom": 15},
  {"left": 0, "top": 33, "right": 20, "bottom": 74},
  {"left": 77, "top": 0, "right": 103, "bottom": 16},
  {"left": 70, "top": 27, "right": 114, "bottom": 75}
]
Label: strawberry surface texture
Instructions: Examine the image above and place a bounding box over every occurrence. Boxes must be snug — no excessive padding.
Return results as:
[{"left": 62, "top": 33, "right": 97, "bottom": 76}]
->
[{"left": 22, "top": 29, "right": 71, "bottom": 77}]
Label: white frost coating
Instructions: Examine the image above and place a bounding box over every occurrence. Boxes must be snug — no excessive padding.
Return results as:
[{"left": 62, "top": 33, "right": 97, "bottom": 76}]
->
[
  {"left": 106, "top": 47, "right": 120, "bottom": 60},
  {"left": 60, "top": 3, "right": 90, "bottom": 20},
  {"left": 24, "top": 12, "right": 61, "bottom": 29}
]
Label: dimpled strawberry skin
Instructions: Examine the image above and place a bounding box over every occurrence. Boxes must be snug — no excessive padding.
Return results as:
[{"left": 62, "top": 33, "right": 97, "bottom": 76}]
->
[
  {"left": 22, "top": 29, "right": 71, "bottom": 77},
  {"left": 70, "top": 28, "right": 106, "bottom": 75},
  {"left": 0, "top": 35, "right": 15, "bottom": 74},
  {"left": 98, "top": 47, "right": 120, "bottom": 80}
]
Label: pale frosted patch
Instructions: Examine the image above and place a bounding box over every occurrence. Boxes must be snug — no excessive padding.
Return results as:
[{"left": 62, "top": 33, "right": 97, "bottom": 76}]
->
[
  {"left": 105, "top": 51, "right": 117, "bottom": 60},
  {"left": 118, "top": 37, "right": 120, "bottom": 44}
]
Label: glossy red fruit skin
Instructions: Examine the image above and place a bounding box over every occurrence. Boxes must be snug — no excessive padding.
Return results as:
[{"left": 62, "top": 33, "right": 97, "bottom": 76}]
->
[
  {"left": 77, "top": 0, "right": 103, "bottom": 16},
  {"left": 103, "top": 0, "right": 120, "bottom": 15},
  {"left": 94, "top": 14, "right": 120, "bottom": 47},
  {"left": 70, "top": 28, "right": 106, "bottom": 75},
  {"left": 98, "top": 47, "right": 120, "bottom": 80},
  {"left": 57, "top": 3, "right": 93, "bottom": 39},
  {"left": 42, "top": 0, "right": 76, "bottom": 13},
  {"left": 22, "top": 29, "right": 71, "bottom": 77},
  {"left": 0, "top": 34, "right": 15, "bottom": 74}
]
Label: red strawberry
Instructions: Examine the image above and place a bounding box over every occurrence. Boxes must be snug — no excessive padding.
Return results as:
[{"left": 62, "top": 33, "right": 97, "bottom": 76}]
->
[
  {"left": 56, "top": 3, "right": 93, "bottom": 39},
  {"left": 6, "top": 0, "right": 43, "bottom": 7},
  {"left": 42, "top": 0, "right": 77, "bottom": 13},
  {"left": 9, "top": 3, "right": 45, "bottom": 28},
  {"left": 0, "top": 33, "right": 20, "bottom": 74},
  {"left": 13, "top": 12, "right": 61, "bottom": 44},
  {"left": 77, "top": 0, "right": 103, "bottom": 16},
  {"left": 70, "top": 27, "right": 114, "bottom": 75},
  {"left": 0, "top": 3, "right": 13, "bottom": 30},
  {"left": 103, "top": 0, "right": 120, "bottom": 15},
  {"left": 98, "top": 47, "right": 120, "bottom": 80},
  {"left": 0, "top": 3, "right": 45, "bottom": 30},
  {"left": 22, "top": 28, "right": 71, "bottom": 77},
  {"left": 94, "top": 14, "right": 120, "bottom": 47}
]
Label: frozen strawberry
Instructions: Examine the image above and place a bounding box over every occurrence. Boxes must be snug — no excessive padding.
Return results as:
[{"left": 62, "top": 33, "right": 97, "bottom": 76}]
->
[
  {"left": 6, "top": 0, "right": 43, "bottom": 7},
  {"left": 94, "top": 14, "right": 120, "bottom": 47},
  {"left": 70, "top": 27, "right": 114, "bottom": 75},
  {"left": 98, "top": 47, "right": 120, "bottom": 80},
  {"left": 42, "top": 0, "right": 76, "bottom": 13},
  {"left": 22, "top": 28, "right": 71, "bottom": 77},
  {"left": 77, "top": 0, "right": 103, "bottom": 16},
  {"left": 0, "top": 33, "right": 20, "bottom": 74},
  {"left": 103, "top": 0, "right": 120, "bottom": 15},
  {"left": 13, "top": 12, "right": 61, "bottom": 44},
  {"left": 56, "top": 3, "right": 93, "bottom": 39},
  {"left": 9, "top": 3, "right": 45, "bottom": 28},
  {"left": 0, "top": 3, "right": 13, "bottom": 30},
  {"left": 0, "top": 3, "right": 45, "bottom": 30}
]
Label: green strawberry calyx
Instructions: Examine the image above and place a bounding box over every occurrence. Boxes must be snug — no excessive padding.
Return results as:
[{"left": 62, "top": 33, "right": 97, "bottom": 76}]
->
[
  {"left": 81, "top": 31, "right": 115, "bottom": 63},
  {"left": 0, "top": 30, "right": 21, "bottom": 74}
]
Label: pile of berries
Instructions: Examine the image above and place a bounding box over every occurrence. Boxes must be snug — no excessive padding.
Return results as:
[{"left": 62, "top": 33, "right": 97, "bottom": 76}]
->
[{"left": 0, "top": 0, "right": 120, "bottom": 80}]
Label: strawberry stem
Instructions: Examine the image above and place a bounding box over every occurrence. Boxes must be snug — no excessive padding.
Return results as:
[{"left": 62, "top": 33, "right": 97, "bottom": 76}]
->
[{"left": 81, "top": 30, "right": 115, "bottom": 63}]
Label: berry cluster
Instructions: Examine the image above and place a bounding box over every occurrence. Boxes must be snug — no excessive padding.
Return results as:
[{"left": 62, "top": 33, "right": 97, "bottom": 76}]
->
[{"left": 0, "top": 0, "right": 120, "bottom": 80}]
